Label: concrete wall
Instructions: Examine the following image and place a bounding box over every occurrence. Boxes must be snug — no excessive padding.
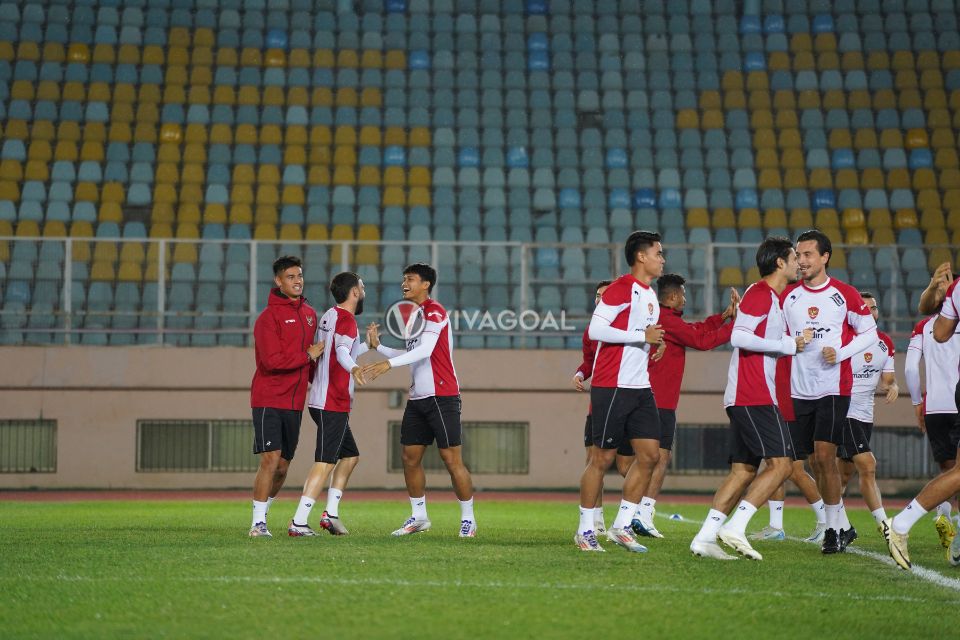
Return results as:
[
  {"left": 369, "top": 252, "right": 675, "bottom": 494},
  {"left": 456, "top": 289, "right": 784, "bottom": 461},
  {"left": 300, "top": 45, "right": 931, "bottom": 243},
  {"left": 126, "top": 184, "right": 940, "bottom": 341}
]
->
[{"left": 0, "top": 346, "right": 921, "bottom": 491}]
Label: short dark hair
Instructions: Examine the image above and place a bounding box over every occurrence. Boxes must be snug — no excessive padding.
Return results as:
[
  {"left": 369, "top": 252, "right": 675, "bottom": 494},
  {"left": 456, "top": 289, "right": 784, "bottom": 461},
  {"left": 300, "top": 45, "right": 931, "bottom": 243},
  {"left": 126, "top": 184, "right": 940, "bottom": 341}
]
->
[
  {"left": 657, "top": 273, "right": 686, "bottom": 301},
  {"left": 403, "top": 263, "right": 437, "bottom": 293},
  {"left": 859, "top": 291, "right": 876, "bottom": 301},
  {"left": 330, "top": 271, "right": 361, "bottom": 304},
  {"left": 756, "top": 236, "right": 795, "bottom": 277},
  {"left": 796, "top": 229, "right": 833, "bottom": 266},
  {"left": 595, "top": 279, "right": 614, "bottom": 292},
  {"left": 273, "top": 255, "right": 302, "bottom": 276},
  {"left": 624, "top": 230, "right": 662, "bottom": 267}
]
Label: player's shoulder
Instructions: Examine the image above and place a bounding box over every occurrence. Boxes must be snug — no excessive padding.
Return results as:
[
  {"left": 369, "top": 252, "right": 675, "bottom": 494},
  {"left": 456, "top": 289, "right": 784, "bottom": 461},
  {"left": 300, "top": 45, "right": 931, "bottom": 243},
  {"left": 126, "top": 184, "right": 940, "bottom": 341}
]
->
[
  {"left": 779, "top": 281, "right": 802, "bottom": 304},
  {"left": 911, "top": 317, "right": 930, "bottom": 336},
  {"left": 739, "top": 280, "right": 775, "bottom": 313},
  {"left": 828, "top": 277, "right": 862, "bottom": 301},
  {"left": 599, "top": 274, "right": 635, "bottom": 303},
  {"left": 422, "top": 298, "right": 448, "bottom": 322},
  {"left": 878, "top": 330, "right": 895, "bottom": 352},
  {"left": 334, "top": 306, "right": 359, "bottom": 332},
  {"left": 947, "top": 276, "right": 960, "bottom": 297}
]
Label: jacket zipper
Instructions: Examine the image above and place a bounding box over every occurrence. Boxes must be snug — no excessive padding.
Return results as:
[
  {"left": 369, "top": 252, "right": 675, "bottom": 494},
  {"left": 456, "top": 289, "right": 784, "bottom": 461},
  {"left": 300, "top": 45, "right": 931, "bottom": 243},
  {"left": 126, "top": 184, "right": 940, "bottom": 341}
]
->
[{"left": 290, "top": 301, "right": 306, "bottom": 410}]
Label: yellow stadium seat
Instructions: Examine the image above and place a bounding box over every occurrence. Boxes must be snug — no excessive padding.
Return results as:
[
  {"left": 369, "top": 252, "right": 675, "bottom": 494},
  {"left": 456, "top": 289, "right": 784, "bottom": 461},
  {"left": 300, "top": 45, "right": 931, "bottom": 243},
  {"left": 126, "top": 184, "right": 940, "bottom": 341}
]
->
[
  {"left": 867, "top": 51, "right": 889, "bottom": 70},
  {"left": 75, "top": 182, "right": 99, "bottom": 203},
  {"left": 158, "top": 123, "right": 182, "bottom": 144},
  {"left": 854, "top": 128, "right": 877, "bottom": 150},
  {"left": 409, "top": 127, "right": 431, "bottom": 147},
  {"left": 750, "top": 109, "right": 773, "bottom": 130},
  {"left": 310, "top": 126, "right": 332, "bottom": 146},
  {"left": 90, "top": 261, "right": 116, "bottom": 281},
  {"left": 382, "top": 186, "right": 406, "bottom": 207},
  {"left": 36, "top": 81, "right": 60, "bottom": 101},
  {"left": 783, "top": 168, "right": 807, "bottom": 189},
  {"left": 11, "top": 80, "right": 34, "bottom": 101},
  {"left": 191, "top": 48, "right": 213, "bottom": 68},
  {"left": 117, "top": 261, "right": 143, "bottom": 283},
  {"left": 913, "top": 169, "right": 937, "bottom": 190},
  {"left": 871, "top": 227, "right": 895, "bottom": 244},
  {"left": 359, "top": 126, "right": 382, "bottom": 146},
  {"left": 841, "top": 208, "right": 865, "bottom": 229},
  {"left": 921, "top": 69, "right": 943, "bottom": 90},
  {"left": 240, "top": 47, "right": 262, "bottom": 67},
  {"left": 746, "top": 72, "right": 768, "bottom": 91},
  {"left": 917, "top": 189, "right": 941, "bottom": 211},
  {"left": 238, "top": 86, "right": 260, "bottom": 106},
  {"left": 936, "top": 148, "right": 959, "bottom": 169},
  {"left": 163, "top": 84, "right": 186, "bottom": 103},
  {"left": 263, "top": 86, "right": 285, "bottom": 107},
  {"left": 879, "top": 129, "right": 903, "bottom": 149},
  {"left": 844, "top": 227, "right": 868, "bottom": 245},
  {"left": 235, "top": 124, "right": 258, "bottom": 145},
  {"left": 738, "top": 208, "right": 762, "bottom": 229},
  {"left": 873, "top": 89, "right": 897, "bottom": 109},
  {"left": 797, "top": 90, "right": 820, "bottom": 109},
  {"left": 110, "top": 103, "right": 134, "bottom": 124},
  {"left": 84, "top": 122, "right": 106, "bottom": 143},
  {"left": 331, "top": 145, "right": 356, "bottom": 166},
  {"left": 231, "top": 184, "right": 254, "bottom": 205},
  {"left": 718, "top": 267, "right": 744, "bottom": 287},
  {"left": 778, "top": 129, "right": 802, "bottom": 149},
  {"left": 281, "top": 185, "right": 305, "bottom": 206},
  {"left": 99, "top": 202, "right": 122, "bottom": 223},
  {"left": 920, "top": 208, "right": 945, "bottom": 231},
  {"left": 78, "top": 141, "right": 104, "bottom": 162},
  {"left": 305, "top": 224, "right": 329, "bottom": 241},
  {"left": 699, "top": 90, "right": 721, "bottom": 109},
  {"left": 809, "top": 169, "right": 833, "bottom": 189},
  {"left": 190, "top": 67, "right": 212, "bottom": 89},
  {"left": 228, "top": 204, "right": 252, "bottom": 225},
  {"left": 409, "top": 188, "right": 431, "bottom": 207},
  {"left": 383, "top": 166, "right": 406, "bottom": 187},
  {"left": 847, "top": 90, "right": 871, "bottom": 110},
  {"left": 337, "top": 49, "right": 359, "bottom": 68},
  {"left": 67, "top": 43, "right": 90, "bottom": 63},
  {"left": 792, "top": 51, "right": 815, "bottom": 71},
  {"left": 28, "top": 140, "right": 53, "bottom": 162},
  {"left": 890, "top": 50, "right": 914, "bottom": 71},
  {"left": 700, "top": 110, "right": 724, "bottom": 129},
  {"left": 409, "top": 166, "right": 431, "bottom": 188},
  {"left": 928, "top": 247, "right": 953, "bottom": 270},
  {"left": 24, "top": 160, "right": 48, "bottom": 182},
  {"left": 308, "top": 166, "right": 331, "bottom": 185},
  {"left": 895, "top": 70, "right": 919, "bottom": 91},
  {"left": 928, "top": 106, "right": 950, "bottom": 127},
  {"left": 178, "top": 185, "right": 203, "bottom": 205},
  {"left": 156, "top": 143, "right": 181, "bottom": 164},
  {"left": 287, "top": 87, "right": 309, "bottom": 106},
  {"left": 334, "top": 125, "right": 357, "bottom": 146},
  {"left": 260, "top": 125, "right": 283, "bottom": 145},
  {"left": 335, "top": 87, "right": 358, "bottom": 107},
  {"left": 753, "top": 128, "right": 776, "bottom": 149},
  {"left": 43, "top": 42, "right": 65, "bottom": 62},
  {"left": 0, "top": 160, "right": 23, "bottom": 181},
  {"left": 925, "top": 228, "right": 949, "bottom": 245},
  {"left": 203, "top": 204, "right": 227, "bottom": 224},
  {"left": 0, "top": 181, "right": 20, "bottom": 202},
  {"left": 92, "top": 44, "right": 115, "bottom": 64},
  {"left": 790, "top": 33, "right": 812, "bottom": 52},
  {"left": 814, "top": 33, "right": 837, "bottom": 52},
  {"left": 278, "top": 224, "right": 302, "bottom": 242},
  {"left": 313, "top": 49, "right": 335, "bottom": 68},
  {"left": 768, "top": 52, "right": 790, "bottom": 71},
  {"left": 42, "top": 221, "right": 66, "bottom": 237},
  {"left": 3, "top": 120, "right": 28, "bottom": 140},
  {"left": 253, "top": 223, "right": 278, "bottom": 240},
  {"left": 212, "top": 86, "right": 235, "bottom": 106},
  {"left": 859, "top": 168, "right": 884, "bottom": 190},
  {"left": 254, "top": 165, "right": 278, "bottom": 186},
  {"left": 332, "top": 165, "right": 356, "bottom": 186},
  {"left": 93, "top": 242, "right": 118, "bottom": 263},
  {"left": 288, "top": 49, "right": 310, "bottom": 68},
  {"left": 254, "top": 205, "right": 278, "bottom": 225},
  {"left": 757, "top": 168, "right": 782, "bottom": 189},
  {"left": 152, "top": 184, "right": 177, "bottom": 205},
  {"left": 384, "top": 50, "right": 406, "bottom": 69},
  {"left": 894, "top": 209, "right": 919, "bottom": 230},
  {"left": 834, "top": 169, "right": 859, "bottom": 190},
  {"left": 788, "top": 208, "right": 813, "bottom": 229},
  {"left": 283, "top": 145, "right": 306, "bottom": 165},
  {"left": 265, "top": 48, "right": 286, "bottom": 67},
  {"left": 361, "top": 50, "right": 383, "bottom": 69},
  {"left": 686, "top": 208, "right": 709, "bottom": 229},
  {"left": 54, "top": 141, "right": 78, "bottom": 161},
  {"left": 755, "top": 148, "right": 778, "bottom": 169},
  {"left": 0, "top": 42, "right": 13, "bottom": 61},
  {"left": 745, "top": 266, "right": 761, "bottom": 283},
  {"left": 886, "top": 168, "right": 911, "bottom": 190},
  {"left": 817, "top": 51, "right": 840, "bottom": 71},
  {"left": 723, "top": 90, "right": 746, "bottom": 109},
  {"left": 358, "top": 166, "right": 381, "bottom": 186},
  {"left": 822, "top": 89, "right": 846, "bottom": 110},
  {"left": 931, "top": 128, "right": 955, "bottom": 149},
  {"left": 828, "top": 129, "right": 852, "bottom": 149},
  {"left": 208, "top": 124, "right": 231, "bottom": 145},
  {"left": 215, "top": 46, "right": 237, "bottom": 66},
  {"left": 284, "top": 125, "right": 307, "bottom": 145},
  {"left": 172, "top": 243, "right": 197, "bottom": 266}
]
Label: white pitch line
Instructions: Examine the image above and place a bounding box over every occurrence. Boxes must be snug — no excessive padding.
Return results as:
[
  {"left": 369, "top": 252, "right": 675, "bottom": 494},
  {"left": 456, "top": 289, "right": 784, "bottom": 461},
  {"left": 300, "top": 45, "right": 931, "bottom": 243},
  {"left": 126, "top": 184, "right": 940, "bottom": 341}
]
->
[{"left": 655, "top": 511, "right": 960, "bottom": 594}]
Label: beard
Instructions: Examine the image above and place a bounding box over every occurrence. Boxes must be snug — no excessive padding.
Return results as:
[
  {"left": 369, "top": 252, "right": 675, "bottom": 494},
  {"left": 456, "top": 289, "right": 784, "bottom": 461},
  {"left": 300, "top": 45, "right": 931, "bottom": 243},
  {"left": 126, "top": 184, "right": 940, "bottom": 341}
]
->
[{"left": 355, "top": 297, "right": 364, "bottom": 316}]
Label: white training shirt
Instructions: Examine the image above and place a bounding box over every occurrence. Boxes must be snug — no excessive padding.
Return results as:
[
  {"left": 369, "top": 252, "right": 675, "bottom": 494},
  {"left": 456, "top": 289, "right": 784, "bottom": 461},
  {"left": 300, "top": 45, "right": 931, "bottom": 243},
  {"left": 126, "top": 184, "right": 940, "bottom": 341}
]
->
[
  {"left": 905, "top": 314, "right": 960, "bottom": 414},
  {"left": 847, "top": 330, "right": 896, "bottom": 423},
  {"left": 588, "top": 273, "right": 660, "bottom": 389}
]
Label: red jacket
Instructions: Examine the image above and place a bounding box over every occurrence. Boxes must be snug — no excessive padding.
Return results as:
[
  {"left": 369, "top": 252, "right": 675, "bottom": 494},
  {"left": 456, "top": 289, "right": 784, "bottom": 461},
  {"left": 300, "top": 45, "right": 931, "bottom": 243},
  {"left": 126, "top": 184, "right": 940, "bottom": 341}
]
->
[
  {"left": 649, "top": 307, "right": 733, "bottom": 410},
  {"left": 575, "top": 327, "right": 598, "bottom": 415},
  {"left": 250, "top": 289, "right": 319, "bottom": 411}
]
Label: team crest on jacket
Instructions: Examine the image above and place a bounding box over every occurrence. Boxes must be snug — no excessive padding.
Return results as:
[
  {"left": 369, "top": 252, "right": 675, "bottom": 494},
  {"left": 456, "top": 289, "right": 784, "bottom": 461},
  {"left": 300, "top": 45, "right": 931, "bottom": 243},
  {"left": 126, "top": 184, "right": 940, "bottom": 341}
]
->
[
  {"left": 306, "top": 315, "right": 314, "bottom": 327},
  {"left": 647, "top": 303, "right": 654, "bottom": 314},
  {"left": 863, "top": 352, "right": 873, "bottom": 363},
  {"left": 807, "top": 306, "right": 819, "bottom": 319}
]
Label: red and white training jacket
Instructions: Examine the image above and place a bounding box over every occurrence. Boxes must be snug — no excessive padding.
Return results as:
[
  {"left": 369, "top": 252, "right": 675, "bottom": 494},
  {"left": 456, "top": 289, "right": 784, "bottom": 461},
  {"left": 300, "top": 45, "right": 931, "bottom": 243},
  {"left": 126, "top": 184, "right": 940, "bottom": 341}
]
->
[
  {"left": 378, "top": 298, "right": 460, "bottom": 400},
  {"left": 782, "top": 277, "right": 877, "bottom": 399},
  {"left": 307, "top": 306, "right": 368, "bottom": 413},
  {"left": 905, "top": 314, "right": 960, "bottom": 414},
  {"left": 724, "top": 279, "right": 797, "bottom": 408},
  {"left": 847, "top": 330, "right": 896, "bottom": 423},
  {"left": 588, "top": 273, "right": 660, "bottom": 389},
  {"left": 940, "top": 278, "right": 960, "bottom": 380}
]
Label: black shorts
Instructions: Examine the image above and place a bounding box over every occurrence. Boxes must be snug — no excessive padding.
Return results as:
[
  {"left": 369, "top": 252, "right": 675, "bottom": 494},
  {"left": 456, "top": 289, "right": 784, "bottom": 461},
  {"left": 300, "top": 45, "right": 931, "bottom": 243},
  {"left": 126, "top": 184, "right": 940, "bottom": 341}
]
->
[
  {"left": 308, "top": 408, "right": 359, "bottom": 463},
  {"left": 658, "top": 408, "right": 677, "bottom": 451},
  {"left": 792, "top": 395, "right": 851, "bottom": 455},
  {"left": 590, "top": 387, "right": 660, "bottom": 451},
  {"left": 925, "top": 413, "right": 960, "bottom": 463},
  {"left": 583, "top": 414, "right": 592, "bottom": 447},
  {"left": 252, "top": 407, "right": 302, "bottom": 461},
  {"left": 401, "top": 395, "right": 462, "bottom": 449},
  {"left": 837, "top": 418, "right": 873, "bottom": 460},
  {"left": 726, "top": 405, "right": 793, "bottom": 468}
]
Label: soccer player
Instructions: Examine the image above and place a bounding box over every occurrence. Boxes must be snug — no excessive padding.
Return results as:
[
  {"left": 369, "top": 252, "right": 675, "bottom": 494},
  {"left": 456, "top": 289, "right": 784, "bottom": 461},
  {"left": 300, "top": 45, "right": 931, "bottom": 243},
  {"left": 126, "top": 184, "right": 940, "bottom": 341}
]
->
[
  {"left": 918, "top": 261, "right": 953, "bottom": 315},
  {"left": 288, "top": 272, "right": 368, "bottom": 537},
  {"left": 573, "top": 279, "right": 615, "bottom": 534},
  {"left": 884, "top": 273, "right": 960, "bottom": 569},
  {"left": 361, "top": 263, "right": 477, "bottom": 538},
  {"left": 690, "top": 236, "right": 810, "bottom": 561},
  {"left": 835, "top": 292, "right": 898, "bottom": 536},
  {"left": 905, "top": 309, "right": 960, "bottom": 547},
  {"left": 574, "top": 230, "right": 665, "bottom": 553},
  {"left": 249, "top": 256, "right": 323, "bottom": 537},
  {"left": 631, "top": 274, "right": 737, "bottom": 539},
  {"left": 781, "top": 229, "right": 878, "bottom": 554}
]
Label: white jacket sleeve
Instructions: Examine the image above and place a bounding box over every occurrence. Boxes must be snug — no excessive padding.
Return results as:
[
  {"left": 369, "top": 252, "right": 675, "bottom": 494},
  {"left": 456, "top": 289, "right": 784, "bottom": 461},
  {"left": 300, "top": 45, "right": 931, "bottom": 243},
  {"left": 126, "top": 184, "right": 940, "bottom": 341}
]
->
[
  {"left": 730, "top": 328, "right": 798, "bottom": 356},
  {"left": 837, "top": 327, "right": 878, "bottom": 362},
  {"left": 588, "top": 312, "right": 647, "bottom": 344},
  {"left": 904, "top": 347, "right": 923, "bottom": 406},
  {"left": 336, "top": 344, "right": 359, "bottom": 372},
  {"left": 387, "top": 331, "right": 440, "bottom": 368},
  {"left": 376, "top": 344, "right": 406, "bottom": 358}
]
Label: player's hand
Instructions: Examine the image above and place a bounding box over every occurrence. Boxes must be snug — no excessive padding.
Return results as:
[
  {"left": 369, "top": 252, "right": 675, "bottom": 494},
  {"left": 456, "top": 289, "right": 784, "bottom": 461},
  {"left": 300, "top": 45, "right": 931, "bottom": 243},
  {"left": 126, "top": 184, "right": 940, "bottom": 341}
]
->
[
  {"left": 351, "top": 366, "right": 366, "bottom": 386},
  {"left": 884, "top": 382, "right": 899, "bottom": 404},
  {"left": 822, "top": 346, "right": 837, "bottom": 364},
  {"left": 644, "top": 324, "right": 664, "bottom": 345},
  {"left": 651, "top": 341, "right": 666, "bottom": 362},
  {"left": 722, "top": 288, "right": 741, "bottom": 320},
  {"left": 573, "top": 374, "right": 586, "bottom": 392},
  {"left": 914, "top": 404, "right": 926, "bottom": 433},
  {"left": 361, "top": 360, "right": 391, "bottom": 382},
  {"left": 307, "top": 343, "right": 324, "bottom": 361},
  {"left": 795, "top": 328, "right": 813, "bottom": 352},
  {"left": 366, "top": 322, "right": 381, "bottom": 348}
]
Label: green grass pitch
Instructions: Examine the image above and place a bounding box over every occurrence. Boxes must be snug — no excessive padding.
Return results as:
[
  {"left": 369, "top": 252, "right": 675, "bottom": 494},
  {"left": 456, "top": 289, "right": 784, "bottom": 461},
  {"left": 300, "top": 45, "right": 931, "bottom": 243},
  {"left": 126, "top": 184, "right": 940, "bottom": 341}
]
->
[{"left": 2, "top": 498, "right": 958, "bottom": 639}]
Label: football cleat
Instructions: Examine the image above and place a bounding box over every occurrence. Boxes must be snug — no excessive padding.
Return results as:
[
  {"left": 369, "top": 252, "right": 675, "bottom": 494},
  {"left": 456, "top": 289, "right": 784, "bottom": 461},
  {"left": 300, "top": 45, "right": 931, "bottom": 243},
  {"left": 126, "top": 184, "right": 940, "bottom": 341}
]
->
[
  {"left": 248, "top": 522, "right": 272, "bottom": 538},
  {"left": 605, "top": 527, "right": 648, "bottom": 553},
  {"left": 839, "top": 526, "right": 858, "bottom": 551},
  {"left": 935, "top": 514, "right": 957, "bottom": 549},
  {"left": 805, "top": 522, "right": 828, "bottom": 544},
  {"left": 459, "top": 520, "right": 477, "bottom": 538},
  {"left": 287, "top": 520, "right": 318, "bottom": 537},
  {"left": 718, "top": 526, "right": 762, "bottom": 561},
  {"left": 574, "top": 530, "right": 605, "bottom": 552},
  {"left": 630, "top": 516, "right": 664, "bottom": 539},
  {"left": 881, "top": 519, "right": 911, "bottom": 570},
  {"left": 749, "top": 526, "right": 785, "bottom": 541},
  {"left": 821, "top": 528, "right": 841, "bottom": 554},
  {"left": 690, "top": 539, "right": 738, "bottom": 560},
  {"left": 593, "top": 517, "right": 606, "bottom": 535},
  {"left": 391, "top": 517, "right": 432, "bottom": 536},
  {"left": 948, "top": 528, "right": 960, "bottom": 567},
  {"left": 319, "top": 511, "right": 349, "bottom": 536}
]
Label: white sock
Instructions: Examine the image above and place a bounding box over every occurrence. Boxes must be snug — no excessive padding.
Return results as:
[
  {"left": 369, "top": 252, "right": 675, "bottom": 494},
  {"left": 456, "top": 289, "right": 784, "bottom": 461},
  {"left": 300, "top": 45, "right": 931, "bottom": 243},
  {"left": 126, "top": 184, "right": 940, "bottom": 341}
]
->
[
  {"left": 593, "top": 506, "right": 605, "bottom": 526},
  {"left": 325, "top": 488, "right": 343, "bottom": 517},
  {"left": 266, "top": 496, "right": 275, "bottom": 513},
  {"left": 892, "top": 499, "right": 928, "bottom": 535},
  {"left": 936, "top": 501, "right": 952, "bottom": 518},
  {"left": 838, "top": 500, "right": 852, "bottom": 530},
  {"left": 639, "top": 496, "right": 656, "bottom": 521},
  {"left": 725, "top": 500, "right": 758, "bottom": 535},
  {"left": 824, "top": 503, "right": 841, "bottom": 530},
  {"left": 579, "top": 506, "right": 595, "bottom": 534},
  {"left": 252, "top": 500, "right": 268, "bottom": 527},
  {"left": 810, "top": 499, "right": 826, "bottom": 524},
  {"left": 293, "top": 496, "right": 314, "bottom": 525},
  {"left": 694, "top": 508, "right": 727, "bottom": 543},
  {"left": 612, "top": 499, "right": 639, "bottom": 530},
  {"left": 459, "top": 497, "right": 475, "bottom": 522},
  {"left": 410, "top": 496, "right": 428, "bottom": 520},
  {"left": 871, "top": 507, "right": 887, "bottom": 524},
  {"left": 768, "top": 500, "right": 784, "bottom": 530}
]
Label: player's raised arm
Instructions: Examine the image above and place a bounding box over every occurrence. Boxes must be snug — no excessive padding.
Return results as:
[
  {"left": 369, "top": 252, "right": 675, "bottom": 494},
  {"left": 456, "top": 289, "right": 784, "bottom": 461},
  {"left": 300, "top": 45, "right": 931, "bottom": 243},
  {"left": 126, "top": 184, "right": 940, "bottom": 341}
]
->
[
  {"left": 918, "top": 262, "right": 953, "bottom": 315},
  {"left": 933, "top": 278, "right": 960, "bottom": 343}
]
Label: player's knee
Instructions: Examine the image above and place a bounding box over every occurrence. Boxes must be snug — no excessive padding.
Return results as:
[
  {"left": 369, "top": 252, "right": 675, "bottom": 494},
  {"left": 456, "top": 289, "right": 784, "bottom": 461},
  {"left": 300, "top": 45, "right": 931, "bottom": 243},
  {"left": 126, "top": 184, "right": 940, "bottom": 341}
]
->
[
  {"left": 658, "top": 450, "right": 672, "bottom": 467},
  {"left": 258, "top": 450, "right": 282, "bottom": 470},
  {"left": 854, "top": 454, "right": 876, "bottom": 476}
]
